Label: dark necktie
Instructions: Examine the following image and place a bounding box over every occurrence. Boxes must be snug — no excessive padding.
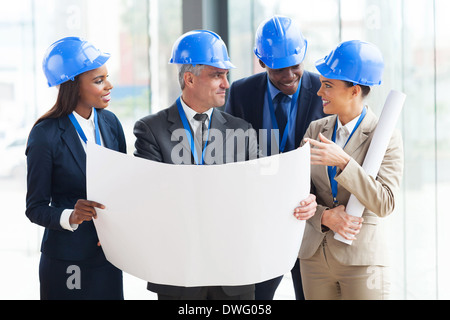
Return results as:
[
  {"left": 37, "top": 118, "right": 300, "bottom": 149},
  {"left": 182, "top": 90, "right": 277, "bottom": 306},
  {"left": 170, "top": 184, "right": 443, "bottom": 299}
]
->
[
  {"left": 274, "top": 92, "right": 289, "bottom": 136},
  {"left": 194, "top": 113, "right": 209, "bottom": 150}
]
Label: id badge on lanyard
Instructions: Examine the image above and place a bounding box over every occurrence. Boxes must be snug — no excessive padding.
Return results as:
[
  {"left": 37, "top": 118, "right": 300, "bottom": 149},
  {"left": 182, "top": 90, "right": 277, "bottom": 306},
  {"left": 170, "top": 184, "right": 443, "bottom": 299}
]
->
[
  {"left": 266, "top": 78, "right": 301, "bottom": 153},
  {"left": 68, "top": 108, "right": 102, "bottom": 146},
  {"left": 327, "top": 107, "right": 367, "bottom": 207},
  {"left": 176, "top": 97, "right": 213, "bottom": 165}
]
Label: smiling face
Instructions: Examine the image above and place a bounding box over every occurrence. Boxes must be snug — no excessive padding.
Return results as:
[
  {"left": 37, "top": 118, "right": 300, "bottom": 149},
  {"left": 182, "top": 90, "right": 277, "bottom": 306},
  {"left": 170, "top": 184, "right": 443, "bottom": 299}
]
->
[
  {"left": 182, "top": 65, "right": 230, "bottom": 113},
  {"left": 76, "top": 65, "right": 113, "bottom": 118},
  {"left": 317, "top": 75, "right": 365, "bottom": 124},
  {"left": 261, "top": 61, "right": 304, "bottom": 96}
]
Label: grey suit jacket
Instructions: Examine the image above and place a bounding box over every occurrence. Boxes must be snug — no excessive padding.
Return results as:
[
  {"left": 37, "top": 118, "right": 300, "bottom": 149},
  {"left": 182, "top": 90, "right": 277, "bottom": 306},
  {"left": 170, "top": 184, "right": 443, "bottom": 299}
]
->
[
  {"left": 133, "top": 102, "right": 257, "bottom": 297},
  {"left": 299, "top": 107, "right": 404, "bottom": 266}
]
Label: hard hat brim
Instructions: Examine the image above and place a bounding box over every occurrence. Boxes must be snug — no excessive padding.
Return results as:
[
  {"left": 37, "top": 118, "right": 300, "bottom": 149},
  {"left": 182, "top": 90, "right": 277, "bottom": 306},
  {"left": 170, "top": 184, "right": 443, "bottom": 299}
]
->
[
  {"left": 315, "top": 40, "right": 384, "bottom": 86},
  {"left": 169, "top": 30, "right": 235, "bottom": 70},
  {"left": 315, "top": 57, "right": 383, "bottom": 86},
  {"left": 202, "top": 60, "right": 236, "bottom": 70},
  {"left": 210, "top": 60, "right": 236, "bottom": 70},
  {"left": 47, "top": 52, "right": 111, "bottom": 87},
  {"left": 169, "top": 59, "right": 236, "bottom": 70},
  {"left": 255, "top": 41, "right": 307, "bottom": 70},
  {"left": 315, "top": 57, "right": 354, "bottom": 82}
]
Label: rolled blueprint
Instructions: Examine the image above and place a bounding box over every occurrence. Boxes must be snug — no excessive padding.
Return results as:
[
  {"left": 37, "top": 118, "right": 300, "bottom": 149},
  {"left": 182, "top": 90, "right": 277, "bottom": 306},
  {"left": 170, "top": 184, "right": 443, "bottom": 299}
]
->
[{"left": 334, "top": 90, "right": 406, "bottom": 245}]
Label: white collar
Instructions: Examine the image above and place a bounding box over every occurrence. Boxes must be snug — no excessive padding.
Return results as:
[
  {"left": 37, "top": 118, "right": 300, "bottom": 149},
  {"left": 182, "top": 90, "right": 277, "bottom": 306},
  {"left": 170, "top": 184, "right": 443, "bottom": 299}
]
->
[
  {"left": 179, "top": 97, "right": 213, "bottom": 121},
  {"left": 72, "top": 109, "right": 95, "bottom": 125},
  {"left": 337, "top": 107, "right": 366, "bottom": 134}
]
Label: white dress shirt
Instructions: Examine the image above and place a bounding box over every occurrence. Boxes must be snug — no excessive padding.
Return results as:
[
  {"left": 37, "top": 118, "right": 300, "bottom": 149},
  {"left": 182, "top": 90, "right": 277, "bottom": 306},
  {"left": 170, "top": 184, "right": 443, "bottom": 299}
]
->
[
  {"left": 179, "top": 97, "right": 213, "bottom": 134},
  {"left": 60, "top": 110, "right": 104, "bottom": 231},
  {"left": 335, "top": 113, "right": 361, "bottom": 149}
]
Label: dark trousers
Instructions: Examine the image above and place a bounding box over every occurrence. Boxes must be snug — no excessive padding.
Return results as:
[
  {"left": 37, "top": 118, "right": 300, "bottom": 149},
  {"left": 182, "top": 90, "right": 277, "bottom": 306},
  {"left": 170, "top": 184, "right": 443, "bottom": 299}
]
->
[
  {"left": 255, "top": 259, "right": 304, "bottom": 300},
  {"left": 39, "top": 251, "right": 123, "bottom": 300}
]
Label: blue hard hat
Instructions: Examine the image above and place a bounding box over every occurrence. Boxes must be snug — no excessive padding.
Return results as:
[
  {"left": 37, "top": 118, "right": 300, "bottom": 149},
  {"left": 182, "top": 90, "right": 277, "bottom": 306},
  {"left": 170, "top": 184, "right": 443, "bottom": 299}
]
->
[
  {"left": 254, "top": 15, "right": 308, "bottom": 70},
  {"left": 43, "top": 37, "right": 110, "bottom": 87},
  {"left": 169, "top": 30, "right": 235, "bottom": 69},
  {"left": 315, "top": 40, "right": 384, "bottom": 86}
]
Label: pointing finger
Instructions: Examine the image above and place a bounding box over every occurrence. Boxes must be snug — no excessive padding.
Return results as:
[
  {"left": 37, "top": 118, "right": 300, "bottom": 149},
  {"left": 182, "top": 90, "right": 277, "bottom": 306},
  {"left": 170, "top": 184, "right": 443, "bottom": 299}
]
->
[{"left": 318, "top": 133, "right": 332, "bottom": 144}]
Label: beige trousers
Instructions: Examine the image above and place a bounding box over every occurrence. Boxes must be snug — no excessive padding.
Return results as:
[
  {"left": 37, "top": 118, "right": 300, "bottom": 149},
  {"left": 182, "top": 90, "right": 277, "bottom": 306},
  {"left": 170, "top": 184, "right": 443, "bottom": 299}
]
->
[{"left": 300, "top": 239, "right": 390, "bottom": 300}]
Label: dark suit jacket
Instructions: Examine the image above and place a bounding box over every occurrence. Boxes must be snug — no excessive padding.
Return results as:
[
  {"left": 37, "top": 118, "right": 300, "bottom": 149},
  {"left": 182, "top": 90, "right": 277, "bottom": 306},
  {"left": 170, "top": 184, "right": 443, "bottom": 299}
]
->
[
  {"left": 225, "top": 71, "right": 326, "bottom": 150},
  {"left": 26, "top": 109, "right": 127, "bottom": 261},
  {"left": 133, "top": 102, "right": 257, "bottom": 297}
]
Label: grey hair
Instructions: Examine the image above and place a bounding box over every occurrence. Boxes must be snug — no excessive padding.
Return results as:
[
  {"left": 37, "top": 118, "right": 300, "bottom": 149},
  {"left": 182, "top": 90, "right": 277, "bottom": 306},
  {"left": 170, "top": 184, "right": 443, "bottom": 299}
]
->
[{"left": 177, "top": 64, "right": 207, "bottom": 90}]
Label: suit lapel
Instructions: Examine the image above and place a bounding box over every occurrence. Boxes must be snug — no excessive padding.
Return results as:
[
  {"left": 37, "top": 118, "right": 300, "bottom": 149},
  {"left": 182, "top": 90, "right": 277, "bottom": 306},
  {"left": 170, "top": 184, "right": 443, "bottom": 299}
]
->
[
  {"left": 255, "top": 73, "right": 268, "bottom": 131},
  {"left": 311, "top": 109, "right": 378, "bottom": 204},
  {"left": 295, "top": 71, "right": 313, "bottom": 147},
  {"left": 342, "top": 107, "right": 377, "bottom": 156},
  {"left": 210, "top": 109, "right": 228, "bottom": 135},
  {"left": 97, "top": 110, "right": 117, "bottom": 150},
  {"left": 319, "top": 109, "right": 377, "bottom": 157},
  {"left": 167, "top": 103, "right": 192, "bottom": 157},
  {"left": 319, "top": 115, "right": 335, "bottom": 141},
  {"left": 318, "top": 116, "right": 336, "bottom": 189},
  {"left": 59, "top": 116, "right": 87, "bottom": 177},
  {"left": 208, "top": 109, "right": 230, "bottom": 164},
  {"left": 167, "top": 101, "right": 233, "bottom": 164}
]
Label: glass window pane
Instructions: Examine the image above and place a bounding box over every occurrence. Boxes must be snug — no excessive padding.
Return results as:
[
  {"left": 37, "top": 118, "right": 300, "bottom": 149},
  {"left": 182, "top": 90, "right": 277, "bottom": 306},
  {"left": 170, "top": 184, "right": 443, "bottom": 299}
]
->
[
  {"left": 436, "top": 0, "right": 450, "bottom": 300},
  {"left": 149, "top": 0, "right": 182, "bottom": 113}
]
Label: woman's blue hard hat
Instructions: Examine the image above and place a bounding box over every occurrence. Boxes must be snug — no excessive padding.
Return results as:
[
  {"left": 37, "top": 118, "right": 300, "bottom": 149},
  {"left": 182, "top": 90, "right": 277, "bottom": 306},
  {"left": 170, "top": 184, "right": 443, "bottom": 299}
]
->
[
  {"left": 315, "top": 40, "right": 384, "bottom": 86},
  {"left": 43, "top": 37, "right": 110, "bottom": 87}
]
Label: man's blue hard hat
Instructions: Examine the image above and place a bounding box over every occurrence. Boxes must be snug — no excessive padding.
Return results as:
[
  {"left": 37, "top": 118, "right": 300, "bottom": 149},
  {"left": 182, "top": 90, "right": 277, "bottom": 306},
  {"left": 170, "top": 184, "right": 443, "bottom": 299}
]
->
[
  {"left": 315, "top": 40, "right": 384, "bottom": 86},
  {"left": 42, "top": 37, "right": 110, "bottom": 87},
  {"left": 169, "top": 30, "right": 235, "bottom": 70},
  {"left": 254, "top": 15, "right": 308, "bottom": 70}
]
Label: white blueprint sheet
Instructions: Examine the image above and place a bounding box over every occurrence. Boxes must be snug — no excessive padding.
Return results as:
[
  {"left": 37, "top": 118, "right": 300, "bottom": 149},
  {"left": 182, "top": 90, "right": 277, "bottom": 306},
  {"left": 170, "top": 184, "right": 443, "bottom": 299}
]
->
[{"left": 87, "top": 142, "right": 310, "bottom": 287}]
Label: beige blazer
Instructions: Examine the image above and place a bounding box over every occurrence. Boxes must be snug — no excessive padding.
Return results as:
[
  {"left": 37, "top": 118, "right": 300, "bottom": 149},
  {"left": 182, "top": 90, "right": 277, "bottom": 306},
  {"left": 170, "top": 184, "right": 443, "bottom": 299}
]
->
[{"left": 299, "top": 107, "right": 404, "bottom": 266}]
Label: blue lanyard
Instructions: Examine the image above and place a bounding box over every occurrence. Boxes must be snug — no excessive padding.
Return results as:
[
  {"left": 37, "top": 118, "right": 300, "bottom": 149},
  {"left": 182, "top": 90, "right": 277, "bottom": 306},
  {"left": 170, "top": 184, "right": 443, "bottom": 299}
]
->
[
  {"left": 266, "top": 79, "right": 301, "bottom": 153},
  {"left": 176, "top": 97, "right": 213, "bottom": 165},
  {"left": 327, "top": 107, "right": 367, "bottom": 207},
  {"left": 68, "top": 108, "right": 102, "bottom": 146}
]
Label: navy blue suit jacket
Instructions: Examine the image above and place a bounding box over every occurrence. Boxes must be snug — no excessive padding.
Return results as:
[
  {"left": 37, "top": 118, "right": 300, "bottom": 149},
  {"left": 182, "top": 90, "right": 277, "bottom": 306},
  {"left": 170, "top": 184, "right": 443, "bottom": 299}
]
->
[
  {"left": 26, "top": 109, "right": 126, "bottom": 261},
  {"left": 225, "top": 71, "right": 326, "bottom": 150}
]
